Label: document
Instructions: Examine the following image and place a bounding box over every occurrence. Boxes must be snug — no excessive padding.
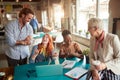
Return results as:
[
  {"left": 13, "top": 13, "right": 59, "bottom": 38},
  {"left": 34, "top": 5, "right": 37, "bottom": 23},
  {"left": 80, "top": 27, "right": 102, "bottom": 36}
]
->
[
  {"left": 65, "top": 67, "right": 88, "bottom": 79},
  {"left": 61, "top": 60, "right": 76, "bottom": 69}
]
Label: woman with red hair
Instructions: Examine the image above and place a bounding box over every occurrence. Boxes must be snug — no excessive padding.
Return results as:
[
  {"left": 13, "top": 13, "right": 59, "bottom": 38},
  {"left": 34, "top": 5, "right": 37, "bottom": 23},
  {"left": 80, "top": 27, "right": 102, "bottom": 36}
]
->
[{"left": 29, "top": 34, "right": 57, "bottom": 63}]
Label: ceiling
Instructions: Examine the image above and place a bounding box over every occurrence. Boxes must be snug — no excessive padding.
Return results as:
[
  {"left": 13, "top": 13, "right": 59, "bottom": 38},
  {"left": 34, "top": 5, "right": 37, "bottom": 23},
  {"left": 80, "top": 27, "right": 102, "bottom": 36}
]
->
[{"left": 1, "top": 0, "right": 42, "bottom": 2}]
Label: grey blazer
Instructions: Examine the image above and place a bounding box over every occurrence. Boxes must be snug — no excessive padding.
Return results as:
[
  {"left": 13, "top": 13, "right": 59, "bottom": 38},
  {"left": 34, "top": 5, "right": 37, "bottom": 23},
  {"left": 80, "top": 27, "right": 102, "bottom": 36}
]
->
[{"left": 89, "top": 32, "right": 120, "bottom": 75}]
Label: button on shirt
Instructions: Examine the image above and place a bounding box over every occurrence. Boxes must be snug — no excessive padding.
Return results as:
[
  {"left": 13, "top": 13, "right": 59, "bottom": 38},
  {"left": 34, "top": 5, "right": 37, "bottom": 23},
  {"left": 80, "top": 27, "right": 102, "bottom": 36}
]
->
[{"left": 5, "top": 19, "right": 33, "bottom": 60}]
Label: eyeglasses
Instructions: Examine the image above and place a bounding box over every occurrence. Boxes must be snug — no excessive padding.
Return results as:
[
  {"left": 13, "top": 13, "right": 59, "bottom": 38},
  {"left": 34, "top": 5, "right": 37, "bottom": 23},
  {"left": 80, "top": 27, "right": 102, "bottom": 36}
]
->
[{"left": 88, "top": 27, "right": 96, "bottom": 31}]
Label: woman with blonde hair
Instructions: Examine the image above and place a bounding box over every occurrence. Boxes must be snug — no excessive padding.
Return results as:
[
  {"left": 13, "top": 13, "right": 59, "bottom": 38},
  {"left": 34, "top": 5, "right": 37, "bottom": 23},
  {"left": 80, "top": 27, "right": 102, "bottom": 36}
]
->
[{"left": 29, "top": 34, "right": 57, "bottom": 63}]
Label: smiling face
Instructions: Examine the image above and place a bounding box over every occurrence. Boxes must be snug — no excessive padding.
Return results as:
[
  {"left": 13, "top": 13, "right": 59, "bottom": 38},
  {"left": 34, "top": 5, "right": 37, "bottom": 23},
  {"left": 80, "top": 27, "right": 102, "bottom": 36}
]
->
[
  {"left": 63, "top": 34, "right": 72, "bottom": 45},
  {"left": 42, "top": 34, "right": 49, "bottom": 44},
  {"left": 22, "top": 13, "right": 33, "bottom": 25}
]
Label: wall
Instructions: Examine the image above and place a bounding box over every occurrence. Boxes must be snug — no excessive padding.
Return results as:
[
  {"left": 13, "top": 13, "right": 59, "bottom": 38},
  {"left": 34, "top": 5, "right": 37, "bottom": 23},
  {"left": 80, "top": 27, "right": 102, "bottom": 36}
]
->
[
  {"left": 72, "top": 34, "right": 90, "bottom": 50},
  {"left": 109, "top": 0, "right": 120, "bottom": 33},
  {"left": 0, "top": 2, "right": 42, "bottom": 23}
]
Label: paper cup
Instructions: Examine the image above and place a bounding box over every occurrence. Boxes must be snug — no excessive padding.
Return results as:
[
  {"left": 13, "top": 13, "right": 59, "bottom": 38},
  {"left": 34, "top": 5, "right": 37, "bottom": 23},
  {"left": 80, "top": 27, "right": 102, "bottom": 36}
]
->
[{"left": 93, "top": 60, "right": 101, "bottom": 66}]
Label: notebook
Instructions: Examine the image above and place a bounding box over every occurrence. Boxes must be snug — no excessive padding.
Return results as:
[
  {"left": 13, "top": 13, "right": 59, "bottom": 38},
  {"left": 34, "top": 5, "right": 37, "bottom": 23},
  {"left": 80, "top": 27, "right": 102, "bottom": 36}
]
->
[
  {"left": 65, "top": 67, "right": 88, "bottom": 79},
  {"left": 35, "top": 64, "right": 63, "bottom": 77}
]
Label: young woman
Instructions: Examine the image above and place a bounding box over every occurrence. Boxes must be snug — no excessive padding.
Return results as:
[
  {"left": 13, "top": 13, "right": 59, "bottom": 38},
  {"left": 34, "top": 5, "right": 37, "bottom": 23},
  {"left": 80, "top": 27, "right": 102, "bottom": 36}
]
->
[
  {"left": 86, "top": 18, "right": 120, "bottom": 80},
  {"left": 29, "top": 34, "right": 57, "bottom": 63},
  {"left": 59, "top": 30, "right": 83, "bottom": 58}
]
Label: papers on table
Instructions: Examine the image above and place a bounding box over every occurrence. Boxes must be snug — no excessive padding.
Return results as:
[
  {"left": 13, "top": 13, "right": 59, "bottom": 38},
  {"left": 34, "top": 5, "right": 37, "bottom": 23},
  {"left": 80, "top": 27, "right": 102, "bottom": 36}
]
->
[
  {"left": 61, "top": 60, "right": 76, "bottom": 69},
  {"left": 65, "top": 67, "right": 88, "bottom": 79}
]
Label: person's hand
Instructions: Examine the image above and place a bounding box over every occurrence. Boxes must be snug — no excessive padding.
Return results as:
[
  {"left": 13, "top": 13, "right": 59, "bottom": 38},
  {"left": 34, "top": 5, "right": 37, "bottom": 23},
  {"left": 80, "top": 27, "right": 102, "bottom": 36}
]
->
[
  {"left": 16, "top": 35, "right": 32, "bottom": 46},
  {"left": 94, "top": 62, "right": 107, "bottom": 71},
  {"left": 52, "top": 52, "right": 58, "bottom": 57},
  {"left": 20, "top": 40, "right": 26, "bottom": 45},
  {"left": 32, "top": 49, "right": 39, "bottom": 60},
  {"left": 34, "top": 49, "right": 39, "bottom": 55},
  {"left": 25, "top": 35, "right": 31, "bottom": 41},
  {"left": 92, "top": 69, "right": 101, "bottom": 80},
  {"left": 60, "top": 49, "right": 65, "bottom": 55},
  {"left": 52, "top": 52, "right": 59, "bottom": 60},
  {"left": 16, "top": 40, "right": 27, "bottom": 45},
  {"left": 72, "top": 52, "right": 83, "bottom": 58},
  {"left": 24, "top": 35, "right": 32, "bottom": 45}
]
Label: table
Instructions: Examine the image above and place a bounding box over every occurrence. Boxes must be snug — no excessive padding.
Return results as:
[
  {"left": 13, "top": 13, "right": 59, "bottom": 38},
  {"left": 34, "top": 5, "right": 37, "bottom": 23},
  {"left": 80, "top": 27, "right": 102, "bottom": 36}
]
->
[{"left": 14, "top": 58, "right": 90, "bottom": 80}]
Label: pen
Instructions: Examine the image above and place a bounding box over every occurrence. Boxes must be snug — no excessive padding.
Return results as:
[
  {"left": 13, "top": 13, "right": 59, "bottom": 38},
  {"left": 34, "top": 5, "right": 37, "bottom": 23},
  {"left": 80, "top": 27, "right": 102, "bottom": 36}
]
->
[{"left": 63, "top": 63, "right": 67, "bottom": 67}]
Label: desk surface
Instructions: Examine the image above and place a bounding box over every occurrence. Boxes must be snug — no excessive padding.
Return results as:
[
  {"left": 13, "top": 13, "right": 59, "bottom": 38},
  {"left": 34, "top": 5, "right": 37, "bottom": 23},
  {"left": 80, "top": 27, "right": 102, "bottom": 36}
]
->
[{"left": 14, "top": 58, "right": 89, "bottom": 80}]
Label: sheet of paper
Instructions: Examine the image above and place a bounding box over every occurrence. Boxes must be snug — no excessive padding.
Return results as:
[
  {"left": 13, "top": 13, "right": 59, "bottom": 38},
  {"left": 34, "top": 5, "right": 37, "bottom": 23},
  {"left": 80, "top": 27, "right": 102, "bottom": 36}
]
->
[{"left": 61, "top": 60, "right": 76, "bottom": 69}]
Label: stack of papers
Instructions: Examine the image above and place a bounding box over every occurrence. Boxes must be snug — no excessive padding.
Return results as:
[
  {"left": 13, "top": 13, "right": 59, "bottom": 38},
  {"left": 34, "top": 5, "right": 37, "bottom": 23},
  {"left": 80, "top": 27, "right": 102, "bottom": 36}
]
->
[
  {"left": 62, "top": 60, "right": 76, "bottom": 69},
  {"left": 65, "top": 67, "right": 88, "bottom": 79}
]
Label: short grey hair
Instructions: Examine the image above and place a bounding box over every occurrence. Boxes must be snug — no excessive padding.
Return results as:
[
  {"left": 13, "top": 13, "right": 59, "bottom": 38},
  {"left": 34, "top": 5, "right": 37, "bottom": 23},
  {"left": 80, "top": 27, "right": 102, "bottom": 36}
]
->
[{"left": 88, "top": 18, "right": 103, "bottom": 30}]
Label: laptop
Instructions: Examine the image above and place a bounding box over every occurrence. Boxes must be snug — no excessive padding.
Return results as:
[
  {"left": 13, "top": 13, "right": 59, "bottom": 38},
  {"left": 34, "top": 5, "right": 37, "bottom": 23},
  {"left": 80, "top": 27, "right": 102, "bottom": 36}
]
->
[{"left": 35, "top": 64, "right": 63, "bottom": 77}]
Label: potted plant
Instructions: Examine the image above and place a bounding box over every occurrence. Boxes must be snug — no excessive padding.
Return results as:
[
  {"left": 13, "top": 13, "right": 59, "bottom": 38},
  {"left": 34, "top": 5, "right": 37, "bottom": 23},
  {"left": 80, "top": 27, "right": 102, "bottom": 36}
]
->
[
  {"left": 85, "top": 31, "right": 90, "bottom": 38},
  {"left": 83, "top": 49, "right": 89, "bottom": 56},
  {"left": 82, "top": 49, "right": 90, "bottom": 64},
  {"left": 79, "top": 30, "right": 82, "bottom": 35}
]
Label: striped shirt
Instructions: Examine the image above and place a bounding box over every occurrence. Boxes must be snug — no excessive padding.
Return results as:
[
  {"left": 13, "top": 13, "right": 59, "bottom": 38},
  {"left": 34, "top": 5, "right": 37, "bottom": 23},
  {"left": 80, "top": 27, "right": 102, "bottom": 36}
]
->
[{"left": 86, "top": 69, "right": 120, "bottom": 80}]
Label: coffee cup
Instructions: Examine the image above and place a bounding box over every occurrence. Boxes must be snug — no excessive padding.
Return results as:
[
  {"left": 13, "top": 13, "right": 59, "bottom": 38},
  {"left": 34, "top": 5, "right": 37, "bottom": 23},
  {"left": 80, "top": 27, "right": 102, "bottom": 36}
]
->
[
  {"left": 0, "top": 72, "right": 5, "bottom": 80},
  {"left": 93, "top": 60, "right": 101, "bottom": 66}
]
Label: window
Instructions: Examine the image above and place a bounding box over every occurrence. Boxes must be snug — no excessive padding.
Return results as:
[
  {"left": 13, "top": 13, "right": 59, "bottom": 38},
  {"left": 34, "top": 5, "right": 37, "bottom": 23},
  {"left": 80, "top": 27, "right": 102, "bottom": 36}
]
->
[
  {"left": 53, "top": 4, "right": 64, "bottom": 29},
  {"left": 41, "top": 10, "right": 48, "bottom": 26},
  {"left": 99, "top": 0, "right": 109, "bottom": 32},
  {"left": 75, "top": 0, "right": 109, "bottom": 37}
]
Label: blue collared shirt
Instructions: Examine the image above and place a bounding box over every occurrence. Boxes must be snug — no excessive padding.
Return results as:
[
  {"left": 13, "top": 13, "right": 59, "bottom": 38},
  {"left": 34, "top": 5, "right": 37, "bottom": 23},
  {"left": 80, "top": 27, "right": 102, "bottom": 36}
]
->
[{"left": 5, "top": 19, "right": 33, "bottom": 60}]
